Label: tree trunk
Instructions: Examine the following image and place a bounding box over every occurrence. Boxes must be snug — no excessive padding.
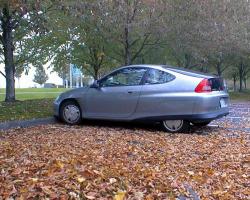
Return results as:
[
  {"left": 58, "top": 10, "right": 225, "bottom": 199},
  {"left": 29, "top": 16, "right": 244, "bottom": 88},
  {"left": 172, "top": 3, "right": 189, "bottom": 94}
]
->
[
  {"left": 233, "top": 76, "right": 236, "bottom": 92},
  {"left": 239, "top": 76, "right": 243, "bottom": 92},
  {"left": 124, "top": 25, "right": 131, "bottom": 65},
  {"left": 93, "top": 66, "right": 99, "bottom": 80},
  {"left": 2, "top": 6, "right": 16, "bottom": 102},
  {"left": 244, "top": 78, "right": 247, "bottom": 89},
  {"left": 124, "top": 5, "right": 131, "bottom": 66},
  {"left": 184, "top": 53, "right": 191, "bottom": 68},
  {"left": 239, "top": 62, "right": 243, "bottom": 92},
  {"left": 216, "top": 62, "right": 222, "bottom": 77}
]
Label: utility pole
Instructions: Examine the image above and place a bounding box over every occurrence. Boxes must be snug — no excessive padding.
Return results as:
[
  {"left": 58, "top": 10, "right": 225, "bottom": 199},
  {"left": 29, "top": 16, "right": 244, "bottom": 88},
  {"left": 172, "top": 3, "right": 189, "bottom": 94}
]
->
[
  {"left": 80, "top": 73, "right": 83, "bottom": 87},
  {"left": 65, "top": 79, "right": 68, "bottom": 88},
  {"left": 70, "top": 64, "right": 73, "bottom": 88}
]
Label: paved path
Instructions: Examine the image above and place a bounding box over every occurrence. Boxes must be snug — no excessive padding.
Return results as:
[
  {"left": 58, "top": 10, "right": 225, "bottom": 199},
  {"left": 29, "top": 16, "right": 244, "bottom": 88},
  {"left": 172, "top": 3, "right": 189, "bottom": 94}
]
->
[
  {"left": 0, "top": 117, "right": 57, "bottom": 131},
  {"left": 208, "top": 102, "right": 250, "bottom": 133}
]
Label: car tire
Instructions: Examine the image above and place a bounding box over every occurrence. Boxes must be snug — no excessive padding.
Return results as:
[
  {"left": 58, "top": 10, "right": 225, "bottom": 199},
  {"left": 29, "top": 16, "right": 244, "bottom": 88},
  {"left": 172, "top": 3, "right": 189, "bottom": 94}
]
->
[
  {"left": 60, "top": 100, "right": 82, "bottom": 125},
  {"left": 162, "top": 120, "right": 190, "bottom": 133},
  {"left": 192, "top": 121, "right": 211, "bottom": 127}
]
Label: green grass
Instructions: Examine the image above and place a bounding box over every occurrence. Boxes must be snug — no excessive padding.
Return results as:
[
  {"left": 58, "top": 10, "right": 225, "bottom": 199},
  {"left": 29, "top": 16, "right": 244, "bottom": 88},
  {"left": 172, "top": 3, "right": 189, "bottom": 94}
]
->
[
  {"left": 0, "top": 88, "right": 68, "bottom": 101},
  {"left": 0, "top": 99, "right": 55, "bottom": 122},
  {"left": 229, "top": 90, "right": 250, "bottom": 102},
  {"left": 0, "top": 88, "right": 69, "bottom": 122}
]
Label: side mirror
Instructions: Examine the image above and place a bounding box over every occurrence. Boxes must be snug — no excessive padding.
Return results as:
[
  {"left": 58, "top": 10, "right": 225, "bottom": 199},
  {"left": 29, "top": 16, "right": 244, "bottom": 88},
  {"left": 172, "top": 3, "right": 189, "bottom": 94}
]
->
[{"left": 90, "top": 80, "right": 100, "bottom": 88}]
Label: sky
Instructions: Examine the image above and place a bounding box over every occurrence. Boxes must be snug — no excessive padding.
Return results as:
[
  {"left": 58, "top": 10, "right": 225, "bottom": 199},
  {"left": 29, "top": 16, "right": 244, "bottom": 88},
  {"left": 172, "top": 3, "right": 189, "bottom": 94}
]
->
[{"left": 0, "top": 64, "right": 63, "bottom": 88}]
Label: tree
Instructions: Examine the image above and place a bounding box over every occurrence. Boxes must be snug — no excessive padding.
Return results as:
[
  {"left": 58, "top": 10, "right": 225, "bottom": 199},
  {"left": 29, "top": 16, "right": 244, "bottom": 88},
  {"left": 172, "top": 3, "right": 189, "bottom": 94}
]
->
[
  {"left": 101, "top": 0, "right": 162, "bottom": 65},
  {"left": 0, "top": 0, "right": 50, "bottom": 101},
  {"left": 33, "top": 65, "right": 48, "bottom": 86},
  {"left": 237, "top": 58, "right": 250, "bottom": 92},
  {"left": 70, "top": 1, "right": 111, "bottom": 80},
  {"left": 0, "top": 1, "right": 18, "bottom": 101},
  {"left": 15, "top": 64, "right": 25, "bottom": 88},
  {"left": 56, "top": 62, "right": 69, "bottom": 87},
  {"left": 39, "top": 0, "right": 116, "bottom": 80}
]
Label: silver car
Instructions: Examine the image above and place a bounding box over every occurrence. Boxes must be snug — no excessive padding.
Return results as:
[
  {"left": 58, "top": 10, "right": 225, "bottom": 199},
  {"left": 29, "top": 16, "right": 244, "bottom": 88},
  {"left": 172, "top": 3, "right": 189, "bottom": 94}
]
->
[{"left": 54, "top": 65, "right": 229, "bottom": 133}]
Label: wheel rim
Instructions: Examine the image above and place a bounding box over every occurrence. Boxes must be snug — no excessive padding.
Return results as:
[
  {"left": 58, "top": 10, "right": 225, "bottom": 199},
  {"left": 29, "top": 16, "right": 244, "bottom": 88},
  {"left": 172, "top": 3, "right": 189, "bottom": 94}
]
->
[
  {"left": 163, "top": 120, "right": 184, "bottom": 132},
  {"left": 63, "top": 105, "right": 80, "bottom": 124}
]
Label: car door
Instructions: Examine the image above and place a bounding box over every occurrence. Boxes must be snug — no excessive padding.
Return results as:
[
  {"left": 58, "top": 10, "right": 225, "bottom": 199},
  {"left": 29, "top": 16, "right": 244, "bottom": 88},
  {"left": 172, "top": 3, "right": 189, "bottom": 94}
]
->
[
  {"left": 135, "top": 68, "right": 178, "bottom": 118},
  {"left": 84, "top": 67, "right": 147, "bottom": 119}
]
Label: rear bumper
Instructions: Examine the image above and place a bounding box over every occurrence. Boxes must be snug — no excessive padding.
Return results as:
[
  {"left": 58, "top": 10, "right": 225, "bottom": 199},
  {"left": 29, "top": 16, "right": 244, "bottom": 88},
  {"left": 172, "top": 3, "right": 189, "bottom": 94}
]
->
[
  {"left": 134, "top": 108, "right": 229, "bottom": 122},
  {"left": 183, "top": 109, "right": 229, "bottom": 122}
]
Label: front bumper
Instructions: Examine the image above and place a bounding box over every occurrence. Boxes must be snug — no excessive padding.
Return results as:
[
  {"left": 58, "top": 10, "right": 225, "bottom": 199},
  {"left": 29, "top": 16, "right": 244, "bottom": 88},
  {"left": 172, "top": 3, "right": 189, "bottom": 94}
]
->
[{"left": 53, "top": 101, "right": 60, "bottom": 117}]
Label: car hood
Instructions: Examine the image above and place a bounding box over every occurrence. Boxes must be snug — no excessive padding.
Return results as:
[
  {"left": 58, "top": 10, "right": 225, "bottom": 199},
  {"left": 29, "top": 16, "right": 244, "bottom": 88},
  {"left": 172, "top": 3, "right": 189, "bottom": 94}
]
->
[
  {"left": 57, "top": 87, "right": 89, "bottom": 101},
  {"left": 63, "top": 87, "right": 89, "bottom": 95}
]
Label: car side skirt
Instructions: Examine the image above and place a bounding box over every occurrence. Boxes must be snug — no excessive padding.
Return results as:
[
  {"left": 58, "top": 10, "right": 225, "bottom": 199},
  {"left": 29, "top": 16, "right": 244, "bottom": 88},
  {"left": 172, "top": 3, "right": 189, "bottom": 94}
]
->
[{"left": 132, "top": 110, "right": 229, "bottom": 122}]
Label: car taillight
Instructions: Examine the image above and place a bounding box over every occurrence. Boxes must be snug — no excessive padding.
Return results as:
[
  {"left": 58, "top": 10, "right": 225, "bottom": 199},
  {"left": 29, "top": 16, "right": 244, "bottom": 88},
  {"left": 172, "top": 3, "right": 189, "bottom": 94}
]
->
[{"left": 195, "top": 79, "right": 212, "bottom": 93}]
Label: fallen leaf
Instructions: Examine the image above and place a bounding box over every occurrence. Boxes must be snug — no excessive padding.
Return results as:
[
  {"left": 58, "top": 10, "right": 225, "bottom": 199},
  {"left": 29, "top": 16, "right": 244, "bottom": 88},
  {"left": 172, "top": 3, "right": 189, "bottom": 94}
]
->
[
  {"left": 77, "top": 176, "right": 86, "bottom": 183},
  {"left": 109, "top": 178, "right": 117, "bottom": 184},
  {"left": 85, "top": 192, "right": 97, "bottom": 199},
  {"left": 114, "top": 190, "right": 126, "bottom": 200},
  {"left": 188, "top": 171, "right": 195, "bottom": 175}
]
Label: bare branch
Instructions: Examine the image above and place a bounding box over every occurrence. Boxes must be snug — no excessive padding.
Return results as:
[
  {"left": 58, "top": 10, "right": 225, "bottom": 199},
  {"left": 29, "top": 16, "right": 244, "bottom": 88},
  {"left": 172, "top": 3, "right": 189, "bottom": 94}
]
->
[
  {"left": 0, "top": 9, "right": 3, "bottom": 22},
  {"left": 144, "top": 38, "right": 161, "bottom": 46},
  {"left": 130, "top": 38, "right": 140, "bottom": 48},
  {"left": 0, "top": 34, "right": 3, "bottom": 44},
  {"left": 189, "top": 61, "right": 207, "bottom": 69},
  {"left": 131, "top": 34, "right": 150, "bottom": 63},
  {"left": 107, "top": 54, "right": 122, "bottom": 63},
  {"left": 129, "top": 0, "right": 139, "bottom": 23},
  {"left": 221, "top": 65, "right": 229, "bottom": 73},
  {"left": 0, "top": 70, "right": 6, "bottom": 78}
]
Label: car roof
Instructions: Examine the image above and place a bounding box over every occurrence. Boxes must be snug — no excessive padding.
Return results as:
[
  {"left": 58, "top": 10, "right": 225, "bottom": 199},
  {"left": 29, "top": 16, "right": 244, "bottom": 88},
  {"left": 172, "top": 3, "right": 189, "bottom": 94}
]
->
[{"left": 127, "top": 64, "right": 216, "bottom": 79}]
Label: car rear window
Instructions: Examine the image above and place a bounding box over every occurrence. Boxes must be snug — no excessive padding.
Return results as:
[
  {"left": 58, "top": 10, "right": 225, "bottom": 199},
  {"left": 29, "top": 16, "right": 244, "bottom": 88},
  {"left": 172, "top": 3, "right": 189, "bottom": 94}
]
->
[
  {"left": 144, "top": 69, "right": 175, "bottom": 85},
  {"left": 209, "top": 78, "right": 225, "bottom": 91}
]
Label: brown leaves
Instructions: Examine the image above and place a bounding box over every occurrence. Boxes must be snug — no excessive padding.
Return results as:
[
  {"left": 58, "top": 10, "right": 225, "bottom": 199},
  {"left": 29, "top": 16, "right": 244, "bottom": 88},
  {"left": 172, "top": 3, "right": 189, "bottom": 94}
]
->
[
  {"left": 0, "top": 119, "right": 249, "bottom": 199},
  {"left": 114, "top": 190, "right": 126, "bottom": 200}
]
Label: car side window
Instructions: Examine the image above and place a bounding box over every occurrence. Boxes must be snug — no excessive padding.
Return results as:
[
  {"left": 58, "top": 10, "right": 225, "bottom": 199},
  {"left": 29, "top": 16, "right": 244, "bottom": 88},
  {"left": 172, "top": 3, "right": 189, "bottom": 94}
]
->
[
  {"left": 144, "top": 69, "right": 175, "bottom": 85},
  {"left": 100, "top": 68, "right": 147, "bottom": 87}
]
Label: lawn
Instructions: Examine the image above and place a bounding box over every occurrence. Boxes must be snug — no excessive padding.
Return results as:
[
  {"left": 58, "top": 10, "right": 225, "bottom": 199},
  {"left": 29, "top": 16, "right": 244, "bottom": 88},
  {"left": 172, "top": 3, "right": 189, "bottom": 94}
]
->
[
  {"left": 0, "top": 88, "right": 68, "bottom": 122},
  {"left": 229, "top": 90, "right": 250, "bottom": 102},
  {"left": 0, "top": 99, "right": 55, "bottom": 122},
  {"left": 0, "top": 88, "right": 68, "bottom": 101}
]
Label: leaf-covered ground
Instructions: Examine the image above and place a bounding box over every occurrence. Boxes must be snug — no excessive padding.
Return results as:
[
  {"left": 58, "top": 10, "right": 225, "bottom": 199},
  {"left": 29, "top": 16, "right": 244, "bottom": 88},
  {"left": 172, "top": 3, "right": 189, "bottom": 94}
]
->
[{"left": 0, "top": 103, "right": 249, "bottom": 200}]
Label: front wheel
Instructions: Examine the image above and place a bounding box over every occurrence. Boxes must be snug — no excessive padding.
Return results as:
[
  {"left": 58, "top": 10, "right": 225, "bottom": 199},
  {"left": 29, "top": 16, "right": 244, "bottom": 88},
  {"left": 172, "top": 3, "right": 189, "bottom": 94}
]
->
[
  {"left": 60, "top": 100, "right": 82, "bottom": 125},
  {"left": 162, "top": 120, "right": 190, "bottom": 133}
]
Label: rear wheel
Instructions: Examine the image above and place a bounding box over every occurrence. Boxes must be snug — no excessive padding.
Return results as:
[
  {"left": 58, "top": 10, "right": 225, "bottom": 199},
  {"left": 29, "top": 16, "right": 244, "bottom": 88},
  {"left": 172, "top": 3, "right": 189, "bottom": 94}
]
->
[
  {"left": 60, "top": 100, "right": 82, "bottom": 125},
  {"left": 192, "top": 121, "right": 211, "bottom": 127},
  {"left": 162, "top": 120, "right": 190, "bottom": 133}
]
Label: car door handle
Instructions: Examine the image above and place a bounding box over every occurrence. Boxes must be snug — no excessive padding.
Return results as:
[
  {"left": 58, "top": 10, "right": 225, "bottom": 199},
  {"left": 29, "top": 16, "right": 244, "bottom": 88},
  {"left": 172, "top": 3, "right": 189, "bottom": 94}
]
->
[{"left": 127, "top": 91, "right": 134, "bottom": 94}]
